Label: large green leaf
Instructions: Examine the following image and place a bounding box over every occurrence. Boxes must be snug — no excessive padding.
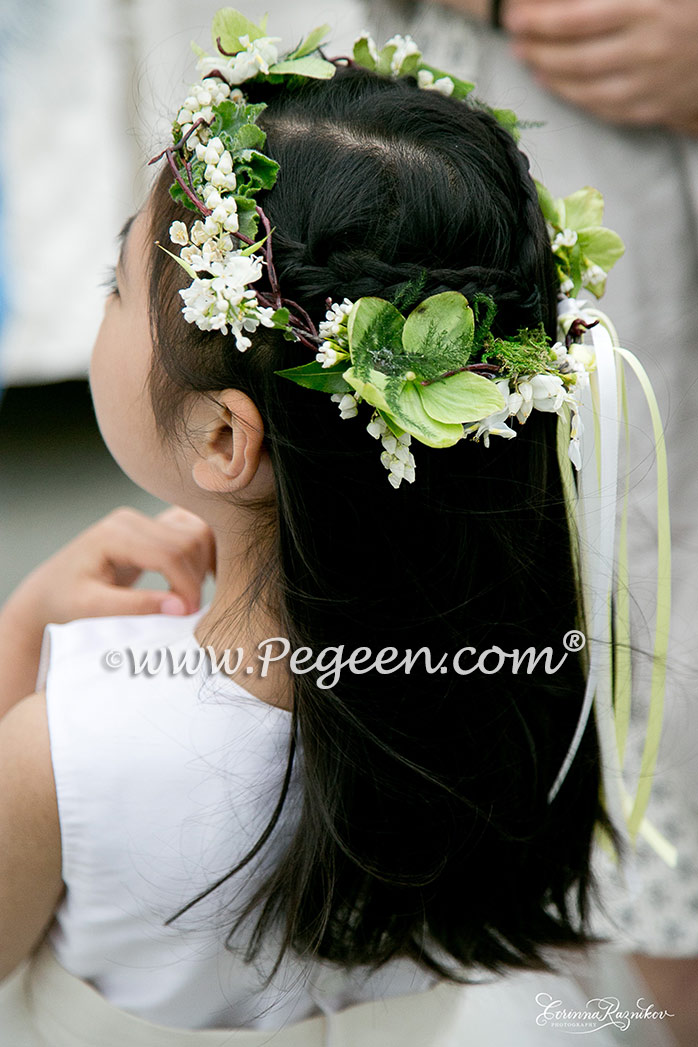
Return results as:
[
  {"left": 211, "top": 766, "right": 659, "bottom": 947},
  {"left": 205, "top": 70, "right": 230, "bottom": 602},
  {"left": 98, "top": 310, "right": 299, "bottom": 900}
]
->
[
  {"left": 347, "top": 298, "right": 405, "bottom": 379},
  {"left": 287, "top": 24, "right": 331, "bottom": 60},
  {"left": 268, "top": 56, "right": 336, "bottom": 79},
  {"left": 577, "top": 228, "right": 625, "bottom": 272},
  {"left": 275, "top": 360, "right": 351, "bottom": 395},
  {"left": 211, "top": 9, "right": 266, "bottom": 53},
  {"left": 418, "top": 370, "right": 506, "bottom": 424},
  {"left": 402, "top": 292, "right": 474, "bottom": 365},
  {"left": 386, "top": 381, "right": 463, "bottom": 447},
  {"left": 562, "top": 187, "right": 604, "bottom": 231},
  {"left": 342, "top": 366, "right": 391, "bottom": 413}
]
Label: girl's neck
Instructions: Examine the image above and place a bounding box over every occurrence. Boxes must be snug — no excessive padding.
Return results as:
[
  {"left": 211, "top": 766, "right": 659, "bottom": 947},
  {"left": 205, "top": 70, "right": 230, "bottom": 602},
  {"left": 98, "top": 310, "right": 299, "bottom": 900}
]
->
[{"left": 193, "top": 543, "right": 293, "bottom": 713}]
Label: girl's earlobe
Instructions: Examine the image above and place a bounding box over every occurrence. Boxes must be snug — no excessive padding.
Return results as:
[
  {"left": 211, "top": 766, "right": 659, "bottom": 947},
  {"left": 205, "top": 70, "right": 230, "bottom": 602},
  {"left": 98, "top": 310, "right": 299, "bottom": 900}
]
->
[{"left": 191, "top": 390, "right": 265, "bottom": 494}]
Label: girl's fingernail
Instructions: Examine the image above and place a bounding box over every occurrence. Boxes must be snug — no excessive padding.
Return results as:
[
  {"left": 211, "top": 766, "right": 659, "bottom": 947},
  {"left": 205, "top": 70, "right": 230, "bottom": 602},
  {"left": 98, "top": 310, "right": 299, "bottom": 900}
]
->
[{"left": 161, "top": 595, "right": 188, "bottom": 615}]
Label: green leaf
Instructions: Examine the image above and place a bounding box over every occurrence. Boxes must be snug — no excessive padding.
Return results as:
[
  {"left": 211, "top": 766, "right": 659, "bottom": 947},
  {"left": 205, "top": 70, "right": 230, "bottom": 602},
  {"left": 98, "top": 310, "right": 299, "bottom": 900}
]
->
[
  {"left": 535, "top": 180, "right": 563, "bottom": 228},
  {"left": 211, "top": 8, "right": 266, "bottom": 53},
  {"left": 353, "top": 35, "right": 377, "bottom": 71},
  {"left": 568, "top": 244, "right": 584, "bottom": 297},
  {"left": 268, "top": 56, "right": 336, "bottom": 79},
  {"left": 169, "top": 182, "right": 200, "bottom": 212},
  {"left": 401, "top": 292, "right": 474, "bottom": 365},
  {"left": 210, "top": 100, "right": 267, "bottom": 143},
  {"left": 376, "top": 44, "right": 397, "bottom": 76},
  {"left": 562, "top": 187, "right": 604, "bottom": 231},
  {"left": 418, "top": 371, "right": 506, "bottom": 424},
  {"left": 275, "top": 360, "right": 351, "bottom": 395},
  {"left": 492, "top": 107, "right": 519, "bottom": 141},
  {"left": 386, "top": 381, "right": 464, "bottom": 447},
  {"left": 577, "top": 228, "right": 625, "bottom": 273},
  {"left": 287, "top": 24, "right": 331, "bottom": 60},
  {"left": 347, "top": 298, "right": 405, "bottom": 379},
  {"left": 230, "top": 122, "right": 267, "bottom": 155},
  {"left": 343, "top": 366, "right": 392, "bottom": 413},
  {"left": 397, "top": 52, "right": 421, "bottom": 77},
  {"left": 376, "top": 409, "right": 406, "bottom": 438},
  {"left": 239, "top": 230, "right": 270, "bottom": 257},
  {"left": 271, "top": 307, "right": 290, "bottom": 328},
  {"left": 156, "top": 242, "right": 197, "bottom": 280},
  {"left": 235, "top": 149, "right": 279, "bottom": 192},
  {"left": 234, "top": 196, "right": 258, "bottom": 239}
]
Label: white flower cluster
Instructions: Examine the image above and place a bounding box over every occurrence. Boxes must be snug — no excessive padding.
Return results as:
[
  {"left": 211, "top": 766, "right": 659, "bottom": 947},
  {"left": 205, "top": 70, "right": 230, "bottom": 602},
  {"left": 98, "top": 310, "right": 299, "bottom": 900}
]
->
[
  {"left": 316, "top": 298, "right": 352, "bottom": 368},
  {"left": 170, "top": 219, "right": 276, "bottom": 350},
  {"left": 168, "top": 70, "right": 279, "bottom": 351},
  {"left": 367, "top": 414, "right": 416, "bottom": 488},
  {"left": 464, "top": 342, "right": 594, "bottom": 470},
  {"left": 197, "top": 34, "right": 281, "bottom": 85},
  {"left": 176, "top": 79, "right": 243, "bottom": 147}
]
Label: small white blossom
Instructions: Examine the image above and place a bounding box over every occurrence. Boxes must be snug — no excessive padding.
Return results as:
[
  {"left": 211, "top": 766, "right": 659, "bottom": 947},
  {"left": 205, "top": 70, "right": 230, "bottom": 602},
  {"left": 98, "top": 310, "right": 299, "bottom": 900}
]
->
[
  {"left": 197, "top": 36, "right": 282, "bottom": 85},
  {"left": 465, "top": 406, "right": 517, "bottom": 447},
  {"left": 316, "top": 342, "right": 339, "bottom": 368},
  {"left": 385, "top": 34, "right": 420, "bottom": 75},
  {"left": 552, "top": 229, "right": 578, "bottom": 253},
  {"left": 169, "top": 221, "right": 189, "bottom": 246},
  {"left": 366, "top": 414, "right": 387, "bottom": 440},
  {"left": 180, "top": 245, "right": 202, "bottom": 267},
  {"left": 559, "top": 276, "right": 574, "bottom": 295},
  {"left": 331, "top": 392, "right": 359, "bottom": 419},
  {"left": 529, "top": 373, "right": 566, "bottom": 412},
  {"left": 417, "top": 69, "right": 454, "bottom": 96},
  {"left": 582, "top": 263, "right": 606, "bottom": 287}
]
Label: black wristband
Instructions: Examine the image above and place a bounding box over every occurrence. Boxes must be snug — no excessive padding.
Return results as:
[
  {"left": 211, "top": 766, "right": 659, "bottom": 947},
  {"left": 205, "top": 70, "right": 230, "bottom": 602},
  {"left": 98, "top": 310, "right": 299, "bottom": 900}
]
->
[{"left": 491, "top": 0, "right": 504, "bottom": 29}]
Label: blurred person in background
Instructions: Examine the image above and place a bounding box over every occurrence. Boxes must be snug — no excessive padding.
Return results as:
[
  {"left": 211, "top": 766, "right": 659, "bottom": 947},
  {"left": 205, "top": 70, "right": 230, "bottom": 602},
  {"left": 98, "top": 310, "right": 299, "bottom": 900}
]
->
[{"left": 366, "top": 1, "right": 698, "bottom": 1043}]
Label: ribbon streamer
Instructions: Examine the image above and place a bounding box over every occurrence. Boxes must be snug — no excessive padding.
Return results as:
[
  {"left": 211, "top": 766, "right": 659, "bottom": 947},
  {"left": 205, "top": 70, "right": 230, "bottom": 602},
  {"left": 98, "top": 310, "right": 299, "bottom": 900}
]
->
[{"left": 548, "top": 299, "right": 673, "bottom": 865}]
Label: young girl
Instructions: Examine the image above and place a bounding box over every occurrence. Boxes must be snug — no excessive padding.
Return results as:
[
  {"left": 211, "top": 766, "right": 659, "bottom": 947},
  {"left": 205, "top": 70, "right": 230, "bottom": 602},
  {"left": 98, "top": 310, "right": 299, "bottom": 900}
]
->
[{"left": 0, "top": 12, "right": 641, "bottom": 1046}]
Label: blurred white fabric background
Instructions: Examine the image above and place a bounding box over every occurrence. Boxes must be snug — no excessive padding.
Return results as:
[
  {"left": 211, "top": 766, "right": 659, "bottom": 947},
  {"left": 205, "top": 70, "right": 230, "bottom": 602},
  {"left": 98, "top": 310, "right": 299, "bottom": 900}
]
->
[{"left": 0, "top": 0, "right": 366, "bottom": 385}]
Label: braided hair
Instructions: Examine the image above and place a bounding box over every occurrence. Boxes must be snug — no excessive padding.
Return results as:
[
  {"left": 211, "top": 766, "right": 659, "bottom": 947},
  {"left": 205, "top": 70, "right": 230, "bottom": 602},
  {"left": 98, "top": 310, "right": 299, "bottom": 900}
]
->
[{"left": 148, "top": 67, "right": 610, "bottom": 980}]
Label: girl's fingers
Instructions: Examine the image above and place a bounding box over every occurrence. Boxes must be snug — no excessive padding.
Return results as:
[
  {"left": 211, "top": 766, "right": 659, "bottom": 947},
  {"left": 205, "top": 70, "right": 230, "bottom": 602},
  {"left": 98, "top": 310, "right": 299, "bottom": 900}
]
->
[
  {"left": 75, "top": 580, "right": 190, "bottom": 619},
  {"left": 154, "top": 507, "right": 217, "bottom": 575},
  {"left": 88, "top": 508, "right": 215, "bottom": 614}
]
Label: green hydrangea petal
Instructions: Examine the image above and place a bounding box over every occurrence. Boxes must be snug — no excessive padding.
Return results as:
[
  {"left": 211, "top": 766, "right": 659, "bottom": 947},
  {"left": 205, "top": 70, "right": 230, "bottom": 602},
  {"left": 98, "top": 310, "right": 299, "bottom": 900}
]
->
[{"left": 417, "top": 370, "right": 506, "bottom": 423}]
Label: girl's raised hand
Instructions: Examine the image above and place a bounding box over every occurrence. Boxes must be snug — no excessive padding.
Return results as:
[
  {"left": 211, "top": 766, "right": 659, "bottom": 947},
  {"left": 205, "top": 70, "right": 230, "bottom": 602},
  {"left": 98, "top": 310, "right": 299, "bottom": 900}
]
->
[{"left": 2, "top": 505, "right": 216, "bottom": 634}]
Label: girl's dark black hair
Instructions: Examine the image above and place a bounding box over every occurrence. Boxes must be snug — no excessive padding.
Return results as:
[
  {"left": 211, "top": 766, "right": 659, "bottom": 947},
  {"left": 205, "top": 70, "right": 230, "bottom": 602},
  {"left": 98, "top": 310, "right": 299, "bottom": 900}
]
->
[{"left": 148, "top": 67, "right": 612, "bottom": 981}]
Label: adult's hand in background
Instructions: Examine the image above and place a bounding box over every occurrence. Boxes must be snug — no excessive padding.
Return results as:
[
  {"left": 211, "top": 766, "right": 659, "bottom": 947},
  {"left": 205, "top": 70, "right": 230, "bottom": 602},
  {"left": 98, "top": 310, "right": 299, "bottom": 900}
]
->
[{"left": 503, "top": 0, "right": 698, "bottom": 134}]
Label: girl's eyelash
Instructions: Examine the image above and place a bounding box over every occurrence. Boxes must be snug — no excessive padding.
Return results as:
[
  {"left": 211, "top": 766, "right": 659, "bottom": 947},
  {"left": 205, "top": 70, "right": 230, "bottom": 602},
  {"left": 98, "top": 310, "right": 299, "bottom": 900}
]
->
[{"left": 101, "top": 265, "right": 119, "bottom": 297}]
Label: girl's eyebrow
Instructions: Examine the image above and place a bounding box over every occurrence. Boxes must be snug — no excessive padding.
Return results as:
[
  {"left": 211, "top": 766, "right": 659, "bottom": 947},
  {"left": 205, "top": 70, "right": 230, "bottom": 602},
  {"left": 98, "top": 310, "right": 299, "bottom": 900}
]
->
[{"left": 116, "top": 213, "right": 137, "bottom": 283}]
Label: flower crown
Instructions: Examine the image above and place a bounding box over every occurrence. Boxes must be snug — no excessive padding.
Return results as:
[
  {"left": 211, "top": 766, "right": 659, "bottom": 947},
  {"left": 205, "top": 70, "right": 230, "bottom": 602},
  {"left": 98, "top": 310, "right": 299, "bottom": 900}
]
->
[
  {"left": 152, "top": 10, "right": 674, "bottom": 862},
  {"left": 152, "top": 8, "right": 625, "bottom": 489}
]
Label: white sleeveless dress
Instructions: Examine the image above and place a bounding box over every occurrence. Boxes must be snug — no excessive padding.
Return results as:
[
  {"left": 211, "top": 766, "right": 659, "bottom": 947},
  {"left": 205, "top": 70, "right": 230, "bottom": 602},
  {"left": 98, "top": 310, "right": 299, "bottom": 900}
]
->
[{"left": 0, "top": 608, "right": 655, "bottom": 1045}]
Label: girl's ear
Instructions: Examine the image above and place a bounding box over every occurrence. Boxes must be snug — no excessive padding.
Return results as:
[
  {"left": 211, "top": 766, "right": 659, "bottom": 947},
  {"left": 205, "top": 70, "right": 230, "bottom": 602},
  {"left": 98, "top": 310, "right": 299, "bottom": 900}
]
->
[{"left": 191, "top": 389, "right": 266, "bottom": 494}]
